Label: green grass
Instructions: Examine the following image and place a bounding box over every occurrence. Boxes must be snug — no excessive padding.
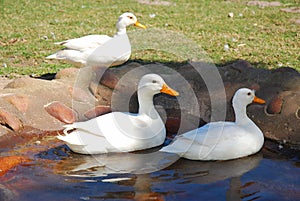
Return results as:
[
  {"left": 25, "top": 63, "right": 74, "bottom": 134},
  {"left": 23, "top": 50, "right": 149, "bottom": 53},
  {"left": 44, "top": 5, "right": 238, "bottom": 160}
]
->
[{"left": 0, "top": 0, "right": 299, "bottom": 76}]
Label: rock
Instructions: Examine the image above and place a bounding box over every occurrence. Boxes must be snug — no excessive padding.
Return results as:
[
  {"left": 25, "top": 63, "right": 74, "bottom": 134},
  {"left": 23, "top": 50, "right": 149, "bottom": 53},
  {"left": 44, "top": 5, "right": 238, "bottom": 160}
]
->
[
  {"left": 84, "top": 105, "right": 112, "bottom": 119},
  {"left": 165, "top": 116, "right": 180, "bottom": 134},
  {"left": 230, "top": 59, "right": 253, "bottom": 72},
  {"left": 100, "top": 70, "right": 120, "bottom": 89},
  {"left": 266, "top": 95, "right": 283, "bottom": 114},
  {"left": 89, "top": 82, "right": 113, "bottom": 105},
  {"left": 0, "top": 77, "right": 13, "bottom": 89},
  {"left": 271, "top": 67, "right": 300, "bottom": 75},
  {"left": 250, "top": 83, "right": 260, "bottom": 91},
  {"left": 44, "top": 101, "right": 77, "bottom": 124},
  {"left": 55, "top": 67, "right": 79, "bottom": 80},
  {"left": 165, "top": 114, "right": 201, "bottom": 135},
  {"left": 106, "top": 60, "right": 300, "bottom": 145},
  {"left": 0, "top": 76, "right": 91, "bottom": 133},
  {"left": 68, "top": 86, "right": 94, "bottom": 103},
  {"left": 3, "top": 94, "right": 29, "bottom": 113},
  {"left": 4, "top": 77, "right": 38, "bottom": 89},
  {"left": 0, "top": 108, "right": 23, "bottom": 131},
  {"left": 0, "top": 60, "right": 298, "bottom": 146}
]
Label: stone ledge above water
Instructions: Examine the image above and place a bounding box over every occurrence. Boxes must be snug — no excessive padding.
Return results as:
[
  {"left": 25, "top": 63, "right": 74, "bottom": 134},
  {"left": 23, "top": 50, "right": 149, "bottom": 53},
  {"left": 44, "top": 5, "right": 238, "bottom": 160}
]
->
[{"left": 0, "top": 60, "right": 299, "bottom": 147}]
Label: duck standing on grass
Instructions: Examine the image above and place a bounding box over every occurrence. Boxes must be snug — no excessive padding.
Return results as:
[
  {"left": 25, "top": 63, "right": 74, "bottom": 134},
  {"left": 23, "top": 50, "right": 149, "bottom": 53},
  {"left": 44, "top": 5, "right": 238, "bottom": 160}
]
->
[
  {"left": 57, "top": 74, "right": 179, "bottom": 154},
  {"left": 160, "top": 88, "right": 266, "bottom": 160},
  {"left": 46, "top": 12, "right": 146, "bottom": 67}
]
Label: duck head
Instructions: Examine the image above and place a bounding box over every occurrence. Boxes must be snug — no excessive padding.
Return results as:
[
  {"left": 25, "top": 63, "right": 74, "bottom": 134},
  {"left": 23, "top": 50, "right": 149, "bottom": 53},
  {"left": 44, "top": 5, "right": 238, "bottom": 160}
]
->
[
  {"left": 138, "top": 74, "right": 179, "bottom": 97},
  {"left": 232, "top": 88, "right": 265, "bottom": 124},
  {"left": 233, "top": 88, "right": 265, "bottom": 107},
  {"left": 137, "top": 74, "right": 178, "bottom": 116},
  {"left": 116, "top": 12, "right": 146, "bottom": 35}
]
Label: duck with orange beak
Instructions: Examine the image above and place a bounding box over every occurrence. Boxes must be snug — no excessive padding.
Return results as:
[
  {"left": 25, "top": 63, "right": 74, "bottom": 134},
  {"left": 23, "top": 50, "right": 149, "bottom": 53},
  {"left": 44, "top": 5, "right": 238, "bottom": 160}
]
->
[
  {"left": 160, "top": 88, "right": 266, "bottom": 161},
  {"left": 46, "top": 12, "right": 146, "bottom": 67},
  {"left": 58, "top": 74, "right": 179, "bottom": 154}
]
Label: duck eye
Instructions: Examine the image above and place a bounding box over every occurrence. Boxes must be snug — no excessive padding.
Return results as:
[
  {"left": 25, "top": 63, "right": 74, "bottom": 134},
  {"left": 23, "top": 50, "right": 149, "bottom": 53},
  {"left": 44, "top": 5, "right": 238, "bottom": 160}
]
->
[
  {"left": 247, "top": 92, "right": 251, "bottom": 96},
  {"left": 128, "top": 16, "right": 133, "bottom": 19},
  {"left": 152, "top": 80, "right": 157, "bottom": 84}
]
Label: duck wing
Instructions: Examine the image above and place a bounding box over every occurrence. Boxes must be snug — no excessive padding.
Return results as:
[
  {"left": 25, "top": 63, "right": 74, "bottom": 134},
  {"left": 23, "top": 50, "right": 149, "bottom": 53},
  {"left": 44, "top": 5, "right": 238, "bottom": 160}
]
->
[
  {"left": 57, "top": 128, "right": 115, "bottom": 154},
  {"left": 160, "top": 122, "right": 236, "bottom": 154},
  {"left": 47, "top": 49, "right": 89, "bottom": 64},
  {"left": 56, "top": 35, "right": 112, "bottom": 50},
  {"left": 177, "top": 122, "right": 234, "bottom": 143},
  {"left": 86, "top": 34, "right": 131, "bottom": 67},
  {"left": 63, "top": 116, "right": 105, "bottom": 137}
]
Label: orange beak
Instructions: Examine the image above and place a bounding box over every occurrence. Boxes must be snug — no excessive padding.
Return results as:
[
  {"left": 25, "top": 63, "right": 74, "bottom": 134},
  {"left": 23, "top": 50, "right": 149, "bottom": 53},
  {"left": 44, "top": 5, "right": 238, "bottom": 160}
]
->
[
  {"left": 160, "top": 84, "right": 179, "bottom": 96},
  {"left": 253, "top": 96, "right": 266, "bottom": 104},
  {"left": 134, "top": 21, "right": 147, "bottom": 29}
]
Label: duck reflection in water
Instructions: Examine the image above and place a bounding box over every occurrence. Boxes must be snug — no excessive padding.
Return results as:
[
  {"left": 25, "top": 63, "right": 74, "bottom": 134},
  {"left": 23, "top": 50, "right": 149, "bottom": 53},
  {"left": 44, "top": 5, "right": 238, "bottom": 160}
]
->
[{"left": 53, "top": 150, "right": 262, "bottom": 200}]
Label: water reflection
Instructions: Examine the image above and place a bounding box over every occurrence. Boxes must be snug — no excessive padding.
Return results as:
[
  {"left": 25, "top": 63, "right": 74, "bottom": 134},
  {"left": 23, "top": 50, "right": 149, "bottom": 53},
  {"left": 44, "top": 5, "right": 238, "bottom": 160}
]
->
[
  {"left": 157, "top": 154, "right": 262, "bottom": 201},
  {"left": 54, "top": 151, "right": 262, "bottom": 200},
  {"left": 164, "top": 154, "right": 262, "bottom": 184},
  {"left": 54, "top": 151, "right": 180, "bottom": 176},
  {"left": 0, "top": 184, "right": 17, "bottom": 201},
  {"left": 1, "top": 136, "right": 299, "bottom": 200}
]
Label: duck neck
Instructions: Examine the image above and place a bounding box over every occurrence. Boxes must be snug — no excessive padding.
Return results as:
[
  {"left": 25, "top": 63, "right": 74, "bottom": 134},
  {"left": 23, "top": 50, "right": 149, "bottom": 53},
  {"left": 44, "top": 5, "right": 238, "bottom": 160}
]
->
[
  {"left": 137, "top": 89, "right": 156, "bottom": 116},
  {"left": 233, "top": 102, "right": 251, "bottom": 125},
  {"left": 115, "top": 24, "right": 127, "bottom": 36}
]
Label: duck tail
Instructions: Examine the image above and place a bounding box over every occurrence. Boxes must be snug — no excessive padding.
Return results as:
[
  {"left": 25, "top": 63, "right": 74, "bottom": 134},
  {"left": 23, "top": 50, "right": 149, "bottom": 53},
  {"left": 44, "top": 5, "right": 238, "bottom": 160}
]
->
[
  {"left": 63, "top": 124, "right": 75, "bottom": 135},
  {"left": 57, "top": 124, "right": 77, "bottom": 143},
  {"left": 54, "top": 41, "right": 66, "bottom": 45},
  {"left": 57, "top": 134, "right": 66, "bottom": 141},
  {"left": 46, "top": 53, "right": 57, "bottom": 59}
]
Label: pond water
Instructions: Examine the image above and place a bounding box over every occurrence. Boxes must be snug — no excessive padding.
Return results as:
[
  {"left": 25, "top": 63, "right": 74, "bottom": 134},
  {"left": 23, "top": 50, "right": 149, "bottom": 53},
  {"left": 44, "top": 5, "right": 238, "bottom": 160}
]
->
[{"left": 0, "top": 140, "right": 299, "bottom": 201}]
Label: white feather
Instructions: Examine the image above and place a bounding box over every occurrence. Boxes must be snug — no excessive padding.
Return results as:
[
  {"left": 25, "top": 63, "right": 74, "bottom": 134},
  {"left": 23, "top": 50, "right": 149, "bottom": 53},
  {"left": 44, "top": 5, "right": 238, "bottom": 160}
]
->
[
  {"left": 57, "top": 74, "right": 178, "bottom": 154},
  {"left": 160, "top": 88, "right": 265, "bottom": 161}
]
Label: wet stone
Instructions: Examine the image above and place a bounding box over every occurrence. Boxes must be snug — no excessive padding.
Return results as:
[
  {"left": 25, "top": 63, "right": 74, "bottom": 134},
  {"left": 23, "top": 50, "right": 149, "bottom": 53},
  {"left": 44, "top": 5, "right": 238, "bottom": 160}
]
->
[{"left": 44, "top": 101, "right": 77, "bottom": 124}]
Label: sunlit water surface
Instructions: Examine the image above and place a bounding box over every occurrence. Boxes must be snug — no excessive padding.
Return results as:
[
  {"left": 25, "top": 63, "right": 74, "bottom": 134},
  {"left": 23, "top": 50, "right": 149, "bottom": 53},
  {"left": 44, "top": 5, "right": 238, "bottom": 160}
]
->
[{"left": 0, "top": 141, "right": 299, "bottom": 201}]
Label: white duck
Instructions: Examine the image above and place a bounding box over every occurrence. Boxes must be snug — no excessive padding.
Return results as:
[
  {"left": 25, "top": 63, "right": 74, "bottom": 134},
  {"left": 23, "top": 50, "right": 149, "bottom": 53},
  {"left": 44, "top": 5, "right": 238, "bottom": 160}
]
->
[
  {"left": 46, "top": 12, "right": 146, "bottom": 67},
  {"left": 160, "top": 88, "right": 266, "bottom": 160},
  {"left": 58, "top": 74, "right": 179, "bottom": 154}
]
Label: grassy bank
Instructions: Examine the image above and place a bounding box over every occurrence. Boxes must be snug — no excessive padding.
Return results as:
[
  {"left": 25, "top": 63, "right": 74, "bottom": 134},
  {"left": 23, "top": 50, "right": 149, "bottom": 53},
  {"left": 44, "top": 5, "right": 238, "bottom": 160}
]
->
[{"left": 0, "top": 0, "right": 299, "bottom": 76}]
